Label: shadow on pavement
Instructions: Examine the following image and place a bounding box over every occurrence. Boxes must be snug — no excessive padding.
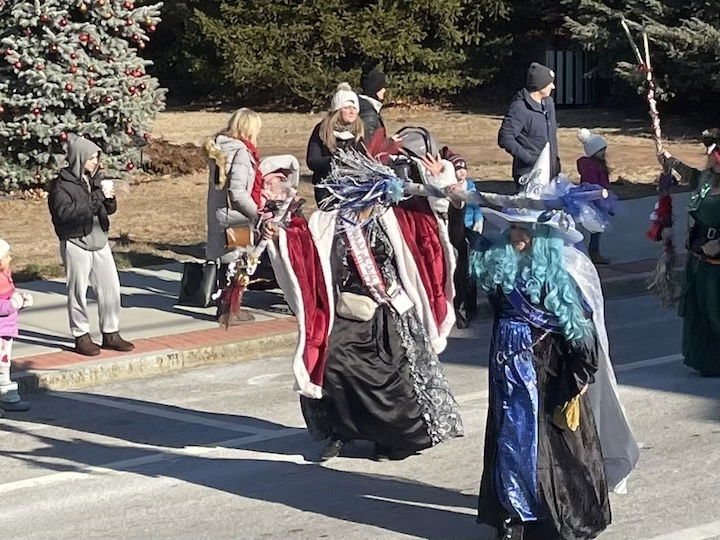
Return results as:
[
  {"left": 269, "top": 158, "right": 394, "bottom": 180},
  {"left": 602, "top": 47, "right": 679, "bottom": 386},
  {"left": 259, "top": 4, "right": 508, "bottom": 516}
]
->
[{"left": 0, "top": 392, "right": 485, "bottom": 539}]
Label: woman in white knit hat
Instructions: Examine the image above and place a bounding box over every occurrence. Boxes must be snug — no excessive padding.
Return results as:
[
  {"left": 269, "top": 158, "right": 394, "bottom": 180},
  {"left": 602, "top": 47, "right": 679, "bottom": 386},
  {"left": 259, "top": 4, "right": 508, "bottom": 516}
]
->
[
  {"left": 577, "top": 128, "right": 612, "bottom": 264},
  {"left": 306, "top": 82, "right": 365, "bottom": 205}
]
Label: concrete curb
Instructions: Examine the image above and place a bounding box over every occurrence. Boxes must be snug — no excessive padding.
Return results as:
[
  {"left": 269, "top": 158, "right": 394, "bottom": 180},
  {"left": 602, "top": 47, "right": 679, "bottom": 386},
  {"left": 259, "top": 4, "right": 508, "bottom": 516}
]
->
[{"left": 16, "top": 331, "right": 297, "bottom": 394}]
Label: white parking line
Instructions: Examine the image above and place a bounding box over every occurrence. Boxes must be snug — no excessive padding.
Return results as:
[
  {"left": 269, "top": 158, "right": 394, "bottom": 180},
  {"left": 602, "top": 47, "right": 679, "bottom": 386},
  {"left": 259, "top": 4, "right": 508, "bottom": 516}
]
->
[
  {"left": 52, "top": 392, "right": 280, "bottom": 435},
  {"left": 0, "top": 428, "right": 301, "bottom": 495},
  {"left": 614, "top": 353, "right": 683, "bottom": 373},
  {"left": 363, "top": 495, "right": 476, "bottom": 516},
  {"left": 648, "top": 520, "right": 720, "bottom": 540}
]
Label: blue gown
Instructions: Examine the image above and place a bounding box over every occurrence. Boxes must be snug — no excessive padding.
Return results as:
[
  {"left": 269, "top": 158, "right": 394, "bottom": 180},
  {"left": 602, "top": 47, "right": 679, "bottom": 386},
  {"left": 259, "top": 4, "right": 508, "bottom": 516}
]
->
[{"left": 478, "top": 286, "right": 611, "bottom": 540}]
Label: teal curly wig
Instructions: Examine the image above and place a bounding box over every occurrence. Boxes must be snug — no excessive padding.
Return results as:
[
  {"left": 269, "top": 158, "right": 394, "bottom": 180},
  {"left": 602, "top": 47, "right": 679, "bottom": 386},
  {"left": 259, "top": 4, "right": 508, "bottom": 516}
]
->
[{"left": 470, "top": 227, "right": 592, "bottom": 342}]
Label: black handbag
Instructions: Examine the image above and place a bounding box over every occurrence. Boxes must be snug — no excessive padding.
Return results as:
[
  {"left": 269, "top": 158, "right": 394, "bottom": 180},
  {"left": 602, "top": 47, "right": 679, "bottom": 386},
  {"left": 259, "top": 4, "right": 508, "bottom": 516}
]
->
[{"left": 177, "top": 261, "right": 219, "bottom": 308}]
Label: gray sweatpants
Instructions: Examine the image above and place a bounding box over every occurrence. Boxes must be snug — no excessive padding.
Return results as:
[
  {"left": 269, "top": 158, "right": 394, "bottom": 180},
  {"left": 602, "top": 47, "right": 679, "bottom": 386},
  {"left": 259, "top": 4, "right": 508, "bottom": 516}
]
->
[{"left": 60, "top": 242, "right": 121, "bottom": 337}]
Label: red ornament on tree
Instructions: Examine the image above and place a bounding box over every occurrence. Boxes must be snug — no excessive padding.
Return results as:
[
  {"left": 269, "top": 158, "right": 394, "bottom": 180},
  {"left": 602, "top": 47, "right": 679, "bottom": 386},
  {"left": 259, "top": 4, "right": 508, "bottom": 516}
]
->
[
  {"left": 126, "top": 126, "right": 134, "bottom": 135},
  {"left": 60, "top": 131, "right": 68, "bottom": 141},
  {"left": 124, "top": 1, "right": 134, "bottom": 9},
  {"left": 49, "top": 43, "right": 59, "bottom": 53},
  {"left": 13, "top": 61, "right": 22, "bottom": 70},
  {"left": 143, "top": 133, "right": 151, "bottom": 141},
  {"left": 138, "top": 41, "right": 146, "bottom": 50},
  {"left": 40, "top": 13, "right": 50, "bottom": 23},
  {"left": 70, "top": 52, "right": 78, "bottom": 60},
  {"left": 4, "top": 49, "right": 14, "bottom": 56},
  {"left": 36, "top": 64, "right": 45, "bottom": 71},
  {"left": 79, "top": 33, "right": 89, "bottom": 42},
  {"left": 24, "top": 27, "right": 33, "bottom": 36},
  {"left": 70, "top": 65, "right": 78, "bottom": 74},
  {"left": 125, "top": 162, "right": 135, "bottom": 171},
  {"left": 65, "top": 83, "right": 74, "bottom": 92},
  {"left": 149, "top": 25, "right": 157, "bottom": 33},
  {"left": 138, "top": 83, "right": 147, "bottom": 91},
  {"left": 103, "top": 95, "right": 113, "bottom": 103},
  {"left": 60, "top": 18, "right": 69, "bottom": 27},
  {"left": 32, "top": 108, "right": 41, "bottom": 116},
  {"left": 126, "top": 18, "right": 134, "bottom": 26},
  {"left": 89, "top": 79, "right": 96, "bottom": 87}
]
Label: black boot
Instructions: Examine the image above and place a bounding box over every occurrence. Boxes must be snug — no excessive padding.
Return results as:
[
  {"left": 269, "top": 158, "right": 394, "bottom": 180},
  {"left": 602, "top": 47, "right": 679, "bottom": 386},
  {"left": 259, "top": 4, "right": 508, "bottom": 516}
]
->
[
  {"left": 101, "top": 332, "right": 135, "bottom": 352},
  {"left": 498, "top": 517, "right": 524, "bottom": 540},
  {"left": 455, "top": 311, "right": 469, "bottom": 329},
  {"left": 0, "top": 398, "right": 31, "bottom": 412},
  {"left": 320, "top": 439, "right": 344, "bottom": 461},
  {"left": 375, "top": 444, "right": 417, "bottom": 461}
]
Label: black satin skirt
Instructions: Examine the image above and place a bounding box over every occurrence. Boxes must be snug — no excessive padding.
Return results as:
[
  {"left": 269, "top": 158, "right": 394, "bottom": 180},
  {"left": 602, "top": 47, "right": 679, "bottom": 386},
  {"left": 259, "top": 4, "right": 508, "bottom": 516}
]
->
[{"left": 302, "top": 305, "right": 433, "bottom": 451}]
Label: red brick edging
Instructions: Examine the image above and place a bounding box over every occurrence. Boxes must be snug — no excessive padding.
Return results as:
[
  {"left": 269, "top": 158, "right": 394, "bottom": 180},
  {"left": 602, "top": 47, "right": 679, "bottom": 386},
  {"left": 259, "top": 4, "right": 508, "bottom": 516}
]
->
[{"left": 15, "top": 318, "right": 298, "bottom": 372}]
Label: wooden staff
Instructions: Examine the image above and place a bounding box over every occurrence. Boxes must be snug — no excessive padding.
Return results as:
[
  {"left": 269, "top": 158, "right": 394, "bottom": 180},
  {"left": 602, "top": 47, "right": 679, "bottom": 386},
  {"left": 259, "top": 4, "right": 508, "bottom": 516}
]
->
[{"left": 620, "top": 18, "right": 664, "bottom": 155}]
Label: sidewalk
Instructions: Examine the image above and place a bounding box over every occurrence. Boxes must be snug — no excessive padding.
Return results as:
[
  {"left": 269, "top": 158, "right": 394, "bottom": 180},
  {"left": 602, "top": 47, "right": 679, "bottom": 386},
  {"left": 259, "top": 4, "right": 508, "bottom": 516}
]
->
[
  {"left": 10, "top": 194, "right": 688, "bottom": 394},
  {"left": 12, "top": 263, "right": 298, "bottom": 393}
]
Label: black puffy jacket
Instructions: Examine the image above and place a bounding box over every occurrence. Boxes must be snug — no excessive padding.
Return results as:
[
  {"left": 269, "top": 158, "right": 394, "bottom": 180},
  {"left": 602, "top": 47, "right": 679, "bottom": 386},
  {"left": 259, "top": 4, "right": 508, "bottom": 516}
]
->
[
  {"left": 306, "top": 121, "right": 365, "bottom": 205},
  {"left": 359, "top": 96, "right": 385, "bottom": 142},
  {"left": 48, "top": 169, "right": 117, "bottom": 241}
]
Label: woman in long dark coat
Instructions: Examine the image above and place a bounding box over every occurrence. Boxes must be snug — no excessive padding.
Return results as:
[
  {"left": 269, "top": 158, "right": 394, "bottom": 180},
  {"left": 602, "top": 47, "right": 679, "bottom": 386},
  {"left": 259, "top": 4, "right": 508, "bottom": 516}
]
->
[
  {"left": 472, "top": 208, "right": 612, "bottom": 540},
  {"left": 660, "top": 130, "right": 720, "bottom": 376}
]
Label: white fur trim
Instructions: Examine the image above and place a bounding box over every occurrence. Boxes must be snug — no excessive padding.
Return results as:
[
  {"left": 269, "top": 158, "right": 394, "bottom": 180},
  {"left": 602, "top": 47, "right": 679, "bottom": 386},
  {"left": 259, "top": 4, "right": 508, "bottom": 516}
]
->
[
  {"left": 381, "top": 209, "right": 455, "bottom": 353},
  {"left": 259, "top": 154, "right": 301, "bottom": 189},
  {"left": 267, "top": 233, "right": 323, "bottom": 399}
]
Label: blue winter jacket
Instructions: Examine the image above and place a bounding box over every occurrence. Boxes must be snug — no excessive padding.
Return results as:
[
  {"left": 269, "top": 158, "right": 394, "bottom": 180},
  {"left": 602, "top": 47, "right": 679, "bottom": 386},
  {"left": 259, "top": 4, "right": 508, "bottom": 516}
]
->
[{"left": 498, "top": 89, "right": 560, "bottom": 183}]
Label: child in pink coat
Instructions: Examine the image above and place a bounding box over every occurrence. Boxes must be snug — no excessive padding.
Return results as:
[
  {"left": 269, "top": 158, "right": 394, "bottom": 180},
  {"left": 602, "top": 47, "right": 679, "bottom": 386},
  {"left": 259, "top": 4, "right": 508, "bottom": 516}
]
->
[
  {"left": 0, "top": 239, "right": 33, "bottom": 414},
  {"left": 577, "top": 128, "right": 611, "bottom": 264}
]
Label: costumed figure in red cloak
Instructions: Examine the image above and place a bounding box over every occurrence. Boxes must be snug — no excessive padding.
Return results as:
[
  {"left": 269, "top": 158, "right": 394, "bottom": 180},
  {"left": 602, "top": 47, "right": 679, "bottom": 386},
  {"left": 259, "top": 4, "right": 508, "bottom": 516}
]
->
[{"left": 266, "top": 132, "right": 464, "bottom": 462}]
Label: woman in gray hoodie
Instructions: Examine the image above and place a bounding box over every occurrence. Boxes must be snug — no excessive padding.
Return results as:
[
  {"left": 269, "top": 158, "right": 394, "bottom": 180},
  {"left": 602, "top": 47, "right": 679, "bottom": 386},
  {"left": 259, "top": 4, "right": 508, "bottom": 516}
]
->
[
  {"left": 204, "top": 108, "right": 263, "bottom": 324},
  {"left": 48, "top": 135, "right": 134, "bottom": 356}
]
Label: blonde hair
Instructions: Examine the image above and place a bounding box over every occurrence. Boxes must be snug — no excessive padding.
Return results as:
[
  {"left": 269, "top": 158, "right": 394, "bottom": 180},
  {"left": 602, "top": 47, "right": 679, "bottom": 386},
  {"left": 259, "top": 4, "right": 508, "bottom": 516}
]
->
[
  {"left": 319, "top": 109, "right": 364, "bottom": 151},
  {"left": 221, "top": 108, "right": 262, "bottom": 144}
]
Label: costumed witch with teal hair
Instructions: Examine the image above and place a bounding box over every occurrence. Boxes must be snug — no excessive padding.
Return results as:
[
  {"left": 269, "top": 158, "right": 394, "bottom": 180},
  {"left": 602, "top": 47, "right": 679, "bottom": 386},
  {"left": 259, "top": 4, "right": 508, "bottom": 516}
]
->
[{"left": 470, "top": 145, "right": 639, "bottom": 540}]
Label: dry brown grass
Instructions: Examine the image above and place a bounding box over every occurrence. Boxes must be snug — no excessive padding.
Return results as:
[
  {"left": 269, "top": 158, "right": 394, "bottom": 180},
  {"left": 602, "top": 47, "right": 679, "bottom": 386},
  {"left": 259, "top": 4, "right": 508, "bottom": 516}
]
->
[{"left": 1, "top": 107, "right": 708, "bottom": 279}]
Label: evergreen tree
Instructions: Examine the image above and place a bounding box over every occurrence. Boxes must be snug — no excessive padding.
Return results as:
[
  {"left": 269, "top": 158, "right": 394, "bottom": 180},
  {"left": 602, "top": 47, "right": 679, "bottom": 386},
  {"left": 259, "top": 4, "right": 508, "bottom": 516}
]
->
[
  {"left": 0, "top": 0, "right": 166, "bottom": 191},
  {"left": 565, "top": 0, "right": 720, "bottom": 107},
  {"left": 167, "top": 0, "right": 509, "bottom": 107}
]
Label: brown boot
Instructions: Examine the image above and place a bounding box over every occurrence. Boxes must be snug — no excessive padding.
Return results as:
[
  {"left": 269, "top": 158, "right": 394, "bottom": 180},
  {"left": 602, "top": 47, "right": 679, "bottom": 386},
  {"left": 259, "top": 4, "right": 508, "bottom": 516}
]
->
[
  {"left": 101, "top": 332, "right": 135, "bottom": 352},
  {"left": 75, "top": 333, "right": 101, "bottom": 356},
  {"left": 218, "top": 309, "right": 255, "bottom": 327}
]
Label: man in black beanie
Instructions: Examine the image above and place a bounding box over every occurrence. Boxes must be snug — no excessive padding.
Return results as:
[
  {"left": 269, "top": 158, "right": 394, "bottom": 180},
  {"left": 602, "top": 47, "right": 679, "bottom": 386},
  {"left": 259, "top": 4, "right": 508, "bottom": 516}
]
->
[
  {"left": 498, "top": 62, "right": 561, "bottom": 190},
  {"left": 358, "top": 68, "right": 387, "bottom": 142}
]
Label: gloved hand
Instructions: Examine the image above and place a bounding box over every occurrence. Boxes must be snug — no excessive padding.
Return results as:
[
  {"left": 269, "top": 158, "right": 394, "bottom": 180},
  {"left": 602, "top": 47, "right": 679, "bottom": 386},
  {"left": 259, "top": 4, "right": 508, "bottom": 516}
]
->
[
  {"left": 10, "top": 292, "right": 23, "bottom": 310},
  {"left": 21, "top": 292, "right": 34, "bottom": 309}
]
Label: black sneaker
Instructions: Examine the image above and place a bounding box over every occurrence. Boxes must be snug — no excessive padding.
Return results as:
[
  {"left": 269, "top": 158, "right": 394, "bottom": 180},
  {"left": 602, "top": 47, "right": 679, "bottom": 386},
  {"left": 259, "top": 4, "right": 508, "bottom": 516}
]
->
[{"left": 320, "top": 439, "right": 344, "bottom": 461}]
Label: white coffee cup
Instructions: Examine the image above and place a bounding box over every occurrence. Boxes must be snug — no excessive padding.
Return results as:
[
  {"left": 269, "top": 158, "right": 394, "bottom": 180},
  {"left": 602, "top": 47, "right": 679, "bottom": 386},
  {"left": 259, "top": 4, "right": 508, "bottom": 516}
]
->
[{"left": 100, "top": 179, "right": 114, "bottom": 198}]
